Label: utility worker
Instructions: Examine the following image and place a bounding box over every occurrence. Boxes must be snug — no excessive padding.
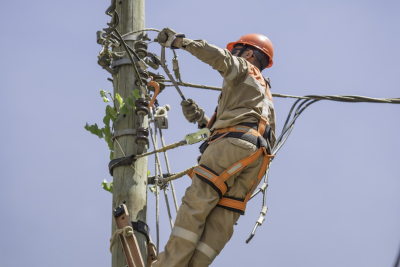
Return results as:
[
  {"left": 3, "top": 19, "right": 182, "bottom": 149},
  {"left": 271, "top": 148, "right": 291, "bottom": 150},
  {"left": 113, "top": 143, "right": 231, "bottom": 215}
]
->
[{"left": 153, "top": 27, "right": 276, "bottom": 267}]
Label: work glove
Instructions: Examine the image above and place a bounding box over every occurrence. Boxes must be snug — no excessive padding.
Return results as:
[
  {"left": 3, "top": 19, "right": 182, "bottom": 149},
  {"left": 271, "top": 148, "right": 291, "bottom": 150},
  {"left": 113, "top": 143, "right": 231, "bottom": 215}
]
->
[
  {"left": 181, "top": 99, "right": 204, "bottom": 123},
  {"left": 157, "top": 27, "right": 185, "bottom": 48}
]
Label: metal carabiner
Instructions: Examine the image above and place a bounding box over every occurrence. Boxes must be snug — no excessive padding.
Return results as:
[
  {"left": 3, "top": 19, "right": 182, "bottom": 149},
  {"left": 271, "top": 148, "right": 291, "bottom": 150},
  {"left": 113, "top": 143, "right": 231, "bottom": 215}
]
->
[{"left": 184, "top": 128, "right": 211, "bottom": 145}]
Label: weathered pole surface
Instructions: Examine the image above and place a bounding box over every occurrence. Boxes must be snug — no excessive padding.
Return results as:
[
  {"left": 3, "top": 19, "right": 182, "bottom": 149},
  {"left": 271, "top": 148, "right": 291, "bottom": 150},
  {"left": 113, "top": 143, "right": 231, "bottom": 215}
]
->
[{"left": 111, "top": 0, "right": 147, "bottom": 266}]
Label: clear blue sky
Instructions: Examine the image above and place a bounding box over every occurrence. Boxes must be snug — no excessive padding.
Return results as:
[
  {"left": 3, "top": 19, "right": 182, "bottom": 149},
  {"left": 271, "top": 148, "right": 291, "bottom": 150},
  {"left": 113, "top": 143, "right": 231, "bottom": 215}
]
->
[{"left": 1, "top": 0, "right": 399, "bottom": 266}]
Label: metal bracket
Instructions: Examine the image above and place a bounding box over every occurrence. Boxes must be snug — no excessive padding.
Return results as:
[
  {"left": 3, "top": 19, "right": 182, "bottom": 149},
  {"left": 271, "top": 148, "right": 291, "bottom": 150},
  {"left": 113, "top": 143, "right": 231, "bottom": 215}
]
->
[
  {"left": 131, "top": 220, "right": 150, "bottom": 243},
  {"left": 111, "top": 58, "right": 132, "bottom": 68},
  {"left": 123, "top": 34, "right": 138, "bottom": 41},
  {"left": 112, "top": 57, "right": 148, "bottom": 71},
  {"left": 184, "top": 128, "right": 211, "bottom": 145}
]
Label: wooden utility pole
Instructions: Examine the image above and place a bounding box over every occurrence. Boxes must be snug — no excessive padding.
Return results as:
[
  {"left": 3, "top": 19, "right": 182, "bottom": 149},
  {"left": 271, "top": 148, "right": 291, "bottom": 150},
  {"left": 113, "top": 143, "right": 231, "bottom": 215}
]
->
[{"left": 111, "top": 0, "right": 148, "bottom": 266}]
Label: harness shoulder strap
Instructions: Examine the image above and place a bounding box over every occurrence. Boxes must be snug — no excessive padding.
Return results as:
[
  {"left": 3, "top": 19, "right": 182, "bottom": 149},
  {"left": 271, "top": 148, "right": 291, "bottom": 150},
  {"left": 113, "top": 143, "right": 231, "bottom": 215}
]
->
[{"left": 206, "top": 106, "right": 218, "bottom": 129}]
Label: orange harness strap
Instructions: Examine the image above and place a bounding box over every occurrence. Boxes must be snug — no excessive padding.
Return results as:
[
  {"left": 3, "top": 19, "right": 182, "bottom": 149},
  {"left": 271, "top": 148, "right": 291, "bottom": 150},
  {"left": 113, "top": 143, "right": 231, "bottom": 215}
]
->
[
  {"left": 217, "top": 147, "right": 272, "bottom": 214},
  {"left": 187, "top": 125, "right": 275, "bottom": 214},
  {"left": 205, "top": 112, "right": 217, "bottom": 129},
  {"left": 192, "top": 148, "right": 264, "bottom": 198},
  {"left": 258, "top": 117, "right": 268, "bottom": 137}
]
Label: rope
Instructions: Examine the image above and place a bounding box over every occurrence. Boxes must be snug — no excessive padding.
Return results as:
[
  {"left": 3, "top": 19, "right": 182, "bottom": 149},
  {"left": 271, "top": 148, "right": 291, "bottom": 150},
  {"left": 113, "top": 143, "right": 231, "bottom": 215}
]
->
[
  {"left": 109, "top": 225, "right": 134, "bottom": 252},
  {"left": 159, "top": 128, "right": 180, "bottom": 212},
  {"left": 162, "top": 166, "right": 197, "bottom": 183},
  {"left": 149, "top": 117, "right": 161, "bottom": 255},
  {"left": 135, "top": 140, "right": 187, "bottom": 159},
  {"left": 110, "top": 225, "right": 136, "bottom": 267},
  {"left": 148, "top": 118, "right": 174, "bottom": 230}
]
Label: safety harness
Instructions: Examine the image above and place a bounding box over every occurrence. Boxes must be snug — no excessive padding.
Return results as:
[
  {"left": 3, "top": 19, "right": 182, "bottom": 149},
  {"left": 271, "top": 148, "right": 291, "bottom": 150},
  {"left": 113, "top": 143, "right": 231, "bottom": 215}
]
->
[{"left": 187, "top": 77, "right": 275, "bottom": 215}]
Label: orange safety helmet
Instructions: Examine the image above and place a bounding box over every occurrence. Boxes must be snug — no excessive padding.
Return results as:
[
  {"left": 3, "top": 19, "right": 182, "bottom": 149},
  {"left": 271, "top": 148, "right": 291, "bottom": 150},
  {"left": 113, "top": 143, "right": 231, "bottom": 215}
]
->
[{"left": 227, "top": 33, "right": 274, "bottom": 68}]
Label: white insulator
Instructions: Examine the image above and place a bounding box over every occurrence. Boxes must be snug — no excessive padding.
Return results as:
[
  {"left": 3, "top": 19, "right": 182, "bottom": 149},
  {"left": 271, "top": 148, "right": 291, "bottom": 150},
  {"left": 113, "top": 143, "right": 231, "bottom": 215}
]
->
[{"left": 261, "top": 206, "right": 268, "bottom": 216}]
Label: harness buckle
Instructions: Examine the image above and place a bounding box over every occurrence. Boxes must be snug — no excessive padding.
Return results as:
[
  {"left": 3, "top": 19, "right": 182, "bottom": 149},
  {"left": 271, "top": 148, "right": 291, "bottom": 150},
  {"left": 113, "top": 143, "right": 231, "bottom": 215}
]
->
[{"left": 184, "top": 128, "right": 211, "bottom": 145}]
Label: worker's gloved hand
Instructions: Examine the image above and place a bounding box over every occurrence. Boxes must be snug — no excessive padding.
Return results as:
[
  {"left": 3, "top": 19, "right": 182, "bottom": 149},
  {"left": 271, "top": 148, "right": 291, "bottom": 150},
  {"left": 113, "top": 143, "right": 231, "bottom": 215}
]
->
[
  {"left": 181, "top": 99, "right": 205, "bottom": 123},
  {"left": 157, "top": 27, "right": 176, "bottom": 47},
  {"left": 157, "top": 27, "right": 185, "bottom": 48}
]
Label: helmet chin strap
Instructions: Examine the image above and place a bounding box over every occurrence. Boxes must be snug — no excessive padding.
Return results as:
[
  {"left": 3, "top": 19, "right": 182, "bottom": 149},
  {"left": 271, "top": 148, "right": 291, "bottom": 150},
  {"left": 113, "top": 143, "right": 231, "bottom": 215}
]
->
[{"left": 237, "top": 44, "right": 248, "bottom": 57}]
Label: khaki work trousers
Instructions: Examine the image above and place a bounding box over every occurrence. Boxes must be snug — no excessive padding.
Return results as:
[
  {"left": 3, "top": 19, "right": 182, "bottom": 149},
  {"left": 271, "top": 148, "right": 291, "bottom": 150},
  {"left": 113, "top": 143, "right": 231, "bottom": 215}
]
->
[{"left": 153, "top": 138, "right": 263, "bottom": 267}]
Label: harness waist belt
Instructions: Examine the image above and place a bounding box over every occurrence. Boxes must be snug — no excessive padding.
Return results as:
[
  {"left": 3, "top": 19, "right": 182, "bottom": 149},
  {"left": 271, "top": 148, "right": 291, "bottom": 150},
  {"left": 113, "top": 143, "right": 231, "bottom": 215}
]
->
[{"left": 199, "top": 124, "right": 272, "bottom": 155}]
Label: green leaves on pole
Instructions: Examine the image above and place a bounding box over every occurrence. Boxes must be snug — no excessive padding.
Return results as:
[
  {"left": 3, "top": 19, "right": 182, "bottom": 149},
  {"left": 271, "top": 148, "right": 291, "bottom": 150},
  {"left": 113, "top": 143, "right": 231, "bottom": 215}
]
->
[
  {"left": 126, "top": 97, "right": 135, "bottom": 107},
  {"left": 116, "top": 93, "right": 130, "bottom": 115},
  {"left": 149, "top": 185, "right": 158, "bottom": 195},
  {"left": 86, "top": 88, "right": 145, "bottom": 190},
  {"left": 106, "top": 105, "right": 117, "bottom": 122},
  {"left": 100, "top": 89, "right": 110, "bottom": 103},
  {"left": 104, "top": 125, "right": 113, "bottom": 150},
  {"left": 84, "top": 123, "right": 104, "bottom": 139},
  {"left": 102, "top": 179, "right": 113, "bottom": 193},
  {"left": 103, "top": 115, "right": 111, "bottom": 126},
  {"left": 115, "top": 93, "right": 123, "bottom": 107},
  {"left": 132, "top": 89, "right": 141, "bottom": 99}
]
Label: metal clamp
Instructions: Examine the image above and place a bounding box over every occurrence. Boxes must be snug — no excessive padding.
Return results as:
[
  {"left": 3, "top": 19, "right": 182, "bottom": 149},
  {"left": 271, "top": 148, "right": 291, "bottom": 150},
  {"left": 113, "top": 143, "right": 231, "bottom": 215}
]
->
[
  {"left": 154, "top": 105, "right": 170, "bottom": 129},
  {"left": 184, "top": 128, "right": 211, "bottom": 145}
]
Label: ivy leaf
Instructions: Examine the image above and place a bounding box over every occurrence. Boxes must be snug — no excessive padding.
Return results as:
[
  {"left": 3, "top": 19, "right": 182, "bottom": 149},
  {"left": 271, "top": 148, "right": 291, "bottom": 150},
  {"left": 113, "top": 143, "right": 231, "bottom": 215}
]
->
[
  {"left": 104, "top": 125, "right": 111, "bottom": 137},
  {"left": 100, "top": 90, "right": 110, "bottom": 102},
  {"left": 126, "top": 97, "right": 135, "bottom": 107},
  {"left": 104, "top": 125, "right": 113, "bottom": 150},
  {"left": 110, "top": 151, "right": 114, "bottom": 160},
  {"left": 101, "top": 179, "right": 113, "bottom": 194},
  {"left": 115, "top": 93, "right": 123, "bottom": 108},
  {"left": 100, "top": 89, "right": 109, "bottom": 98},
  {"left": 106, "top": 105, "right": 117, "bottom": 122},
  {"left": 97, "top": 127, "right": 104, "bottom": 138},
  {"left": 132, "top": 89, "right": 141, "bottom": 99},
  {"left": 149, "top": 185, "right": 159, "bottom": 195},
  {"left": 106, "top": 138, "right": 113, "bottom": 150},
  {"left": 120, "top": 104, "right": 130, "bottom": 115},
  {"left": 86, "top": 123, "right": 103, "bottom": 138},
  {"left": 103, "top": 115, "right": 110, "bottom": 126}
]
